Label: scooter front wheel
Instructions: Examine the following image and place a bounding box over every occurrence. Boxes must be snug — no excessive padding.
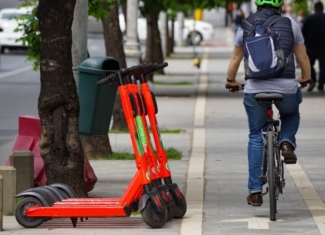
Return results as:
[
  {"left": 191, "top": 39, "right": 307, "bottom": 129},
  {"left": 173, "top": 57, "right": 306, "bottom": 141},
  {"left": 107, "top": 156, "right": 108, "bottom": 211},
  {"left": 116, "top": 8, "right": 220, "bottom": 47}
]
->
[
  {"left": 174, "top": 193, "right": 187, "bottom": 219},
  {"left": 15, "top": 197, "right": 45, "bottom": 228},
  {"left": 141, "top": 198, "right": 168, "bottom": 228}
]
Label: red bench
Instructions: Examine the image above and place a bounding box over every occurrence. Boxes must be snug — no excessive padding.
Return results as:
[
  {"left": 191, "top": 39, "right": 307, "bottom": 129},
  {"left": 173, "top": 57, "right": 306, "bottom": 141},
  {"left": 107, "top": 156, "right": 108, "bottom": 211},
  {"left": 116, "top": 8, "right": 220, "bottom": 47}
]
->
[{"left": 6, "top": 115, "right": 97, "bottom": 192}]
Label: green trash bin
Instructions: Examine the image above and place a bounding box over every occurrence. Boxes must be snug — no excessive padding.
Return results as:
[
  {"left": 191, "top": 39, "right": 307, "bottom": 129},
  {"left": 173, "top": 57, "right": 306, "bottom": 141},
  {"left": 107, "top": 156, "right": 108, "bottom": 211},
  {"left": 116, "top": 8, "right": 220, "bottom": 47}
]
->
[{"left": 78, "top": 56, "right": 120, "bottom": 135}]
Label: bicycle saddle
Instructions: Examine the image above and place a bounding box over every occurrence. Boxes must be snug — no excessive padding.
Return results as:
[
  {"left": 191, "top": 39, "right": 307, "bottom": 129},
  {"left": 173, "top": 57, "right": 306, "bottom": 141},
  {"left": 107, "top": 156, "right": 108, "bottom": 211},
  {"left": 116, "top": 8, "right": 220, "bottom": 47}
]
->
[{"left": 255, "top": 93, "right": 283, "bottom": 103}]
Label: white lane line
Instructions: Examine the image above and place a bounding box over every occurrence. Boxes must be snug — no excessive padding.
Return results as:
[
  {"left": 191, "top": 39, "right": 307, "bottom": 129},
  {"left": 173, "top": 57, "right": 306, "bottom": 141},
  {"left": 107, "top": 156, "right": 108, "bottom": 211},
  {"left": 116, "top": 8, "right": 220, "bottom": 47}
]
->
[
  {"left": 0, "top": 66, "right": 32, "bottom": 80},
  {"left": 194, "top": 54, "right": 208, "bottom": 126},
  {"left": 286, "top": 163, "right": 325, "bottom": 234},
  {"left": 180, "top": 48, "right": 208, "bottom": 235}
]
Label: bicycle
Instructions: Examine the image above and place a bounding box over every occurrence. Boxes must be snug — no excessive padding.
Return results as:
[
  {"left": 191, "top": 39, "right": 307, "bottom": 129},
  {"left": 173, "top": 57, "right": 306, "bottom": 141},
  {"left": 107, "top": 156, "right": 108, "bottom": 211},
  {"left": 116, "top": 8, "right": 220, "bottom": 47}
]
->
[{"left": 226, "top": 80, "right": 310, "bottom": 221}]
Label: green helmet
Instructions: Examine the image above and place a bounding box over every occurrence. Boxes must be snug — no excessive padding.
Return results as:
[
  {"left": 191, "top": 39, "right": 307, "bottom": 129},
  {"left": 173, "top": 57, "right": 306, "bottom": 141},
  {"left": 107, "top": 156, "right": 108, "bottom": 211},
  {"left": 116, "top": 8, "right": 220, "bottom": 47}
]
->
[{"left": 255, "top": 0, "right": 283, "bottom": 8}]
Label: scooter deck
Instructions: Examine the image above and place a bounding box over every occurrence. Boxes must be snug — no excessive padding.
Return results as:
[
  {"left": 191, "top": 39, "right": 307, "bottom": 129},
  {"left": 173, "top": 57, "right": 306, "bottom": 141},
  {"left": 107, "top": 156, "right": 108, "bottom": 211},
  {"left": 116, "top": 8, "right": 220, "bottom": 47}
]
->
[{"left": 26, "top": 204, "right": 130, "bottom": 217}]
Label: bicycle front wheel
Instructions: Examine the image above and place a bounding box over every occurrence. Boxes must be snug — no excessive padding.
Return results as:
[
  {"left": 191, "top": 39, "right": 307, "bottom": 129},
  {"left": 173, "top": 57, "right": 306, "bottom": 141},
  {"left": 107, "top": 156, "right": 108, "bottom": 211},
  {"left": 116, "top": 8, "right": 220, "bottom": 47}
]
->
[{"left": 267, "top": 130, "right": 276, "bottom": 221}]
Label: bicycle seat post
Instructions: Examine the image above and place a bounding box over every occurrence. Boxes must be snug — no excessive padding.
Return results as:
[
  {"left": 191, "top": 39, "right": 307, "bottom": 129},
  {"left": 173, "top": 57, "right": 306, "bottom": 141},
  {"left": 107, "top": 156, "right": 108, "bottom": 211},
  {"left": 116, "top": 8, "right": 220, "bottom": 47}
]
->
[{"left": 255, "top": 93, "right": 283, "bottom": 124}]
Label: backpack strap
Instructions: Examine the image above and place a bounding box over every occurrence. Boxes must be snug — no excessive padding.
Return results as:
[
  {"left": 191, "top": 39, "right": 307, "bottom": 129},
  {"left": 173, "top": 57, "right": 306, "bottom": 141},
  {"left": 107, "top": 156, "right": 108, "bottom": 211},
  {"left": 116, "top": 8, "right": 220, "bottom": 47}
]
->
[
  {"left": 263, "top": 14, "right": 293, "bottom": 65},
  {"left": 240, "top": 20, "right": 253, "bottom": 33},
  {"left": 284, "top": 51, "right": 293, "bottom": 65},
  {"left": 263, "top": 15, "right": 281, "bottom": 27}
]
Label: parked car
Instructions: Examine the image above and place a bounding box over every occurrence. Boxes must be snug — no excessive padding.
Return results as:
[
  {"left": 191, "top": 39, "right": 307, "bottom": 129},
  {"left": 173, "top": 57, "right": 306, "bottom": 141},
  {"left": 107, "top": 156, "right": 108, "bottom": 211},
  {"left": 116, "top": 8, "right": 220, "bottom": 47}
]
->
[
  {"left": 87, "top": 15, "right": 214, "bottom": 46},
  {"left": 0, "top": 7, "right": 32, "bottom": 53}
]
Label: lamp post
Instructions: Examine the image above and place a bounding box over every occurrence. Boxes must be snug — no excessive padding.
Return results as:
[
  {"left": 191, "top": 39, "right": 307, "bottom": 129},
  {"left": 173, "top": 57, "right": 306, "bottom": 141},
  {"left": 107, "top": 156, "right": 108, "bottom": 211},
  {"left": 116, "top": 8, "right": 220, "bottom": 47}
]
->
[
  {"left": 71, "top": 0, "right": 88, "bottom": 88},
  {"left": 124, "top": 0, "right": 142, "bottom": 66}
]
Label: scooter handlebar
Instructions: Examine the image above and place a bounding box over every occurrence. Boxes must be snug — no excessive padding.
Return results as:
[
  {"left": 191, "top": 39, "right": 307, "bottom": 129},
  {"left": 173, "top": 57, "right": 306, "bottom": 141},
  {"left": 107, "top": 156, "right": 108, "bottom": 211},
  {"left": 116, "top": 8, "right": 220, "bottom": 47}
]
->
[
  {"left": 97, "top": 64, "right": 145, "bottom": 85},
  {"left": 143, "top": 62, "right": 168, "bottom": 75}
]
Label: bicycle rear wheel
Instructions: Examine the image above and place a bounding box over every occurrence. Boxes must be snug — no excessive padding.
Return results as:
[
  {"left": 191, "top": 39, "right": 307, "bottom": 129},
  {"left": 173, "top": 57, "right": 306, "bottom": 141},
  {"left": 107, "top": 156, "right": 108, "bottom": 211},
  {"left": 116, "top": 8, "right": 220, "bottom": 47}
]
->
[{"left": 267, "top": 131, "right": 276, "bottom": 221}]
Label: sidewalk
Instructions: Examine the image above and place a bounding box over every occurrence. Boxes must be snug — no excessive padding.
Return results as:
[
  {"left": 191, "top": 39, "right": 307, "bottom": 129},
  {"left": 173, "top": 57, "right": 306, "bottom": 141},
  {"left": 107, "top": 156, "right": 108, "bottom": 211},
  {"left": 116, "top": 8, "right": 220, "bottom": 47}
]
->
[
  {"left": 2, "top": 27, "right": 325, "bottom": 235},
  {"left": 1, "top": 47, "right": 199, "bottom": 234}
]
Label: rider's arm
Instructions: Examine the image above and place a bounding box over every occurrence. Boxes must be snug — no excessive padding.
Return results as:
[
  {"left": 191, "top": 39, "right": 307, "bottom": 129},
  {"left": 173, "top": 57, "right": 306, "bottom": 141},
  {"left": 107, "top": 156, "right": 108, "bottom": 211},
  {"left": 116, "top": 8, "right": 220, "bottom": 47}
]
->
[
  {"left": 227, "top": 46, "right": 244, "bottom": 81},
  {"left": 294, "top": 44, "right": 311, "bottom": 82},
  {"left": 291, "top": 19, "right": 311, "bottom": 83}
]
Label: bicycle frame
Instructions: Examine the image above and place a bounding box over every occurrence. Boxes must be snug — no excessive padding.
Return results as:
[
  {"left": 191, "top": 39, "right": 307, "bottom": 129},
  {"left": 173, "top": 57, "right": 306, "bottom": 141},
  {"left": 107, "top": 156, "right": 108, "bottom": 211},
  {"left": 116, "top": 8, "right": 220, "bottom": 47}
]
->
[
  {"left": 259, "top": 101, "right": 285, "bottom": 221},
  {"left": 260, "top": 103, "right": 284, "bottom": 192}
]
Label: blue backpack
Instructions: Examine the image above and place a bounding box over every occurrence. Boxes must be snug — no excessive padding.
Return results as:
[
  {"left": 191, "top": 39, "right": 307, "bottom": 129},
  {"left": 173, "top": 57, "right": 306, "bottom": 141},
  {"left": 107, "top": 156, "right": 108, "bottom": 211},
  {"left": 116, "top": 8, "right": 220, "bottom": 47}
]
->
[{"left": 241, "top": 15, "right": 292, "bottom": 80}]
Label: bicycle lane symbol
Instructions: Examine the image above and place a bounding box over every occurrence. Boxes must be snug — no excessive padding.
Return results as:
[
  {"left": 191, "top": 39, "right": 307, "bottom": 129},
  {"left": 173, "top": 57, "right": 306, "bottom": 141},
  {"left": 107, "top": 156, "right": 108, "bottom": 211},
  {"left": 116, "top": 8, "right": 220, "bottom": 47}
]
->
[{"left": 219, "top": 217, "right": 283, "bottom": 229}]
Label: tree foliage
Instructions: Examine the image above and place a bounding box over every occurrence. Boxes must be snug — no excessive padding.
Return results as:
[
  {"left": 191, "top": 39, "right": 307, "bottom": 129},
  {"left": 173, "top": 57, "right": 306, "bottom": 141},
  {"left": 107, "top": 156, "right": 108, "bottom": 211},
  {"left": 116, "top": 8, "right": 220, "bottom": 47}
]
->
[
  {"left": 14, "top": 0, "right": 40, "bottom": 70},
  {"left": 15, "top": 0, "right": 117, "bottom": 71},
  {"left": 88, "top": 0, "right": 115, "bottom": 20}
]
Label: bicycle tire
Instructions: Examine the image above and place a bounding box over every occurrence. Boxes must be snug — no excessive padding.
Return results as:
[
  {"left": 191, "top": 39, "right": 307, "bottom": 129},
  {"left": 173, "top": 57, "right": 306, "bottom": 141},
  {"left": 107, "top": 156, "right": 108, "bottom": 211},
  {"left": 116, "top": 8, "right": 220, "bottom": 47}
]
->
[{"left": 267, "top": 130, "right": 276, "bottom": 221}]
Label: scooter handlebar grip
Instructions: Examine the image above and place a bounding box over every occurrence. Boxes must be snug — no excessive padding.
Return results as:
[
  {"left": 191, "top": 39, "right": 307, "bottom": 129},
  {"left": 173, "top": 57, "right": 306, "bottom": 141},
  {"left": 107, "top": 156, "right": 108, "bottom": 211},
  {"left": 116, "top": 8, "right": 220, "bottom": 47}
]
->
[
  {"left": 97, "top": 73, "right": 117, "bottom": 85},
  {"left": 120, "top": 64, "right": 145, "bottom": 76},
  {"left": 143, "top": 62, "right": 168, "bottom": 75}
]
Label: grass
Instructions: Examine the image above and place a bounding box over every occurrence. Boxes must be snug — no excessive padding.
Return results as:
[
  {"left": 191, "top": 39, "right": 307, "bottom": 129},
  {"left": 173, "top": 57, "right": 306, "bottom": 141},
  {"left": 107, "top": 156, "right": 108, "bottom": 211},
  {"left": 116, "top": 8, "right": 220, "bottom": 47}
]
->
[
  {"left": 16, "top": 197, "right": 22, "bottom": 204},
  {"left": 88, "top": 151, "right": 135, "bottom": 160},
  {"left": 110, "top": 128, "right": 185, "bottom": 134},
  {"left": 5, "top": 211, "right": 14, "bottom": 216},
  {"left": 88, "top": 147, "right": 182, "bottom": 160},
  {"left": 164, "top": 147, "right": 182, "bottom": 160},
  {"left": 153, "top": 81, "right": 193, "bottom": 86},
  {"left": 109, "top": 129, "right": 129, "bottom": 134},
  {"left": 159, "top": 128, "right": 185, "bottom": 134}
]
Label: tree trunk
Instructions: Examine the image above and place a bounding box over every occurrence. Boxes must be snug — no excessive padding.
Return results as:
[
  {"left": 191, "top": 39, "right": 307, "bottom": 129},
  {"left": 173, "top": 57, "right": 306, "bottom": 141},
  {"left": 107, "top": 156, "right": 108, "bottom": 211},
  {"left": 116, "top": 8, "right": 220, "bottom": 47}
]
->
[
  {"left": 36, "top": 0, "right": 86, "bottom": 197},
  {"left": 145, "top": 11, "right": 164, "bottom": 82},
  {"left": 83, "top": 135, "right": 112, "bottom": 158},
  {"left": 102, "top": 1, "right": 128, "bottom": 131},
  {"left": 122, "top": 2, "right": 127, "bottom": 26},
  {"left": 164, "top": 12, "right": 169, "bottom": 58},
  {"left": 167, "top": 17, "right": 175, "bottom": 55}
]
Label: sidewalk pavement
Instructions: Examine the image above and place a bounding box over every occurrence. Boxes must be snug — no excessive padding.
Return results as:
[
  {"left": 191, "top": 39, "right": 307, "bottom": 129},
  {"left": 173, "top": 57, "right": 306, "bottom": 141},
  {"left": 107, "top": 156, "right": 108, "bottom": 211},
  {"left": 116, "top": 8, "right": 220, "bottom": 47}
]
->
[{"left": 2, "top": 26, "right": 325, "bottom": 234}]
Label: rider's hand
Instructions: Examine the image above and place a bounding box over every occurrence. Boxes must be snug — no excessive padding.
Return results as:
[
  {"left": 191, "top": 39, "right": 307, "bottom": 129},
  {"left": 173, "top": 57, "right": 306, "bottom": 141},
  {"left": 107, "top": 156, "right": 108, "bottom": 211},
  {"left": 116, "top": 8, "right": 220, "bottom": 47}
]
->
[
  {"left": 226, "top": 80, "right": 243, "bottom": 93},
  {"left": 297, "top": 76, "right": 311, "bottom": 89}
]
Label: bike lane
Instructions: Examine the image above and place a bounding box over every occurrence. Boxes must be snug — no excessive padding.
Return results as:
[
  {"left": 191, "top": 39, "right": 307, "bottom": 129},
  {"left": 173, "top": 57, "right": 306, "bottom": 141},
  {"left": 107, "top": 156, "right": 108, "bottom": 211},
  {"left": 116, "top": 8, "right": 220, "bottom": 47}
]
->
[{"left": 203, "top": 51, "right": 325, "bottom": 234}]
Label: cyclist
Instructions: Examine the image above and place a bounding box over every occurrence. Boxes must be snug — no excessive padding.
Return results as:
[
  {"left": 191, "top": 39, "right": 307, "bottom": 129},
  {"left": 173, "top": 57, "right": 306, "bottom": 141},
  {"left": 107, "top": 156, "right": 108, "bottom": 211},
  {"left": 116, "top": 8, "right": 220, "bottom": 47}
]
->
[{"left": 226, "top": 0, "right": 311, "bottom": 206}]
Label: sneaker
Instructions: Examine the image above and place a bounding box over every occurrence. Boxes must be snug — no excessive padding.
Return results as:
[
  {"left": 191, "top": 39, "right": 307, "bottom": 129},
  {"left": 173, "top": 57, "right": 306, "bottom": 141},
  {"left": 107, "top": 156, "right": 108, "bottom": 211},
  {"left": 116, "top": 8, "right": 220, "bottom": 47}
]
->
[
  {"left": 307, "top": 82, "right": 316, "bottom": 92},
  {"left": 281, "top": 141, "right": 297, "bottom": 164},
  {"left": 318, "top": 88, "right": 324, "bottom": 93},
  {"left": 247, "top": 193, "right": 263, "bottom": 207}
]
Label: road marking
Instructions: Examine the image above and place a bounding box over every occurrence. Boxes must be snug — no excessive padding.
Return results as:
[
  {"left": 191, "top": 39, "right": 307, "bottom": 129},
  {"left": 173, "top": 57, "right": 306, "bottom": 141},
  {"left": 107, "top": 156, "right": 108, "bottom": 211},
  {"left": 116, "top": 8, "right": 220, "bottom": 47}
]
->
[
  {"left": 180, "top": 48, "right": 208, "bottom": 235},
  {"left": 286, "top": 163, "right": 325, "bottom": 235},
  {"left": 220, "top": 217, "right": 283, "bottom": 229},
  {"left": 194, "top": 52, "right": 208, "bottom": 126},
  {"left": 0, "top": 66, "right": 32, "bottom": 80}
]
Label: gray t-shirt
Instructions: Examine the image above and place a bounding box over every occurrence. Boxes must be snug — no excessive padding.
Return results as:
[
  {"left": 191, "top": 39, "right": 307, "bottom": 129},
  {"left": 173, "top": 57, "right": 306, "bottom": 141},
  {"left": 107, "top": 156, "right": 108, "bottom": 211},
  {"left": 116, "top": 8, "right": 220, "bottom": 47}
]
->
[{"left": 234, "top": 18, "right": 304, "bottom": 94}]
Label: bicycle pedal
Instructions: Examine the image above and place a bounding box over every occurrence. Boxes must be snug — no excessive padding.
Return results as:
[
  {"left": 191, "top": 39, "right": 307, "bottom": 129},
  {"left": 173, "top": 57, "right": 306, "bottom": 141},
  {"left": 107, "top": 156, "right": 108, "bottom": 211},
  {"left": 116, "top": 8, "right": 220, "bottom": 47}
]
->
[
  {"left": 284, "top": 159, "right": 297, "bottom": 164},
  {"left": 261, "top": 187, "right": 269, "bottom": 196}
]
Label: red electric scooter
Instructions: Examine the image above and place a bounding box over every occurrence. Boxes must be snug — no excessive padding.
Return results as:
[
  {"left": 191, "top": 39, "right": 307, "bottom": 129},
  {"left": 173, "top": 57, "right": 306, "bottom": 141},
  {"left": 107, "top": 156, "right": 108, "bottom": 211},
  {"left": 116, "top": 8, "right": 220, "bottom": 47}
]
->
[
  {"left": 136, "top": 63, "right": 187, "bottom": 218},
  {"left": 14, "top": 64, "right": 169, "bottom": 229}
]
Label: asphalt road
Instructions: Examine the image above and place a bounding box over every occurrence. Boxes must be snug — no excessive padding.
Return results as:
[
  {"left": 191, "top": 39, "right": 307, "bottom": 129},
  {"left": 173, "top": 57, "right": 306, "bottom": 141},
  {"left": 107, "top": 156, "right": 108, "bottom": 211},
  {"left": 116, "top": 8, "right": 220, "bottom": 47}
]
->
[
  {"left": 0, "top": 0, "right": 22, "bottom": 9},
  {"left": 0, "top": 34, "right": 115, "bottom": 165}
]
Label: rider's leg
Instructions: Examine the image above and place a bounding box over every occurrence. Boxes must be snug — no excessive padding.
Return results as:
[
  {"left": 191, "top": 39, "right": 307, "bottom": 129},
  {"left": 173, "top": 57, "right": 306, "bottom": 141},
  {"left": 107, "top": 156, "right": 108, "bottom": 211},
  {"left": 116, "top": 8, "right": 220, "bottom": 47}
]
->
[
  {"left": 244, "top": 94, "right": 268, "bottom": 194},
  {"left": 307, "top": 50, "right": 317, "bottom": 91},
  {"left": 317, "top": 49, "right": 325, "bottom": 91},
  {"left": 276, "top": 88, "right": 302, "bottom": 149}
]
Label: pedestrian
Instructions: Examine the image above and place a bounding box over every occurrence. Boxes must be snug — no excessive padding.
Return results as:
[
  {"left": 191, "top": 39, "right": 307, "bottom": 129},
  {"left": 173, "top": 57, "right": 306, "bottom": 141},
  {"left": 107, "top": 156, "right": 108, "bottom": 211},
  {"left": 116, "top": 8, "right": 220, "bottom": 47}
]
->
[
  {"left": 282, "top": 5, "right": 299, "bottom": 68},
  {"left": 296, "top": 10, "right": 305, "bottom": 29},
  {"left": 225, "top": 2, "right": 234, "bottom": 27},
  {"left": 232, "top": 4, "right": 245, "bottom": 35},
  {"left": 302, "top": 2, "right": 325, "bottom": 92},
  {"left": 226, "top": 0, "right": 311, "bottom": 207},
  {"left": 282, "top": 5, "right": 296, "bottom": 20}
]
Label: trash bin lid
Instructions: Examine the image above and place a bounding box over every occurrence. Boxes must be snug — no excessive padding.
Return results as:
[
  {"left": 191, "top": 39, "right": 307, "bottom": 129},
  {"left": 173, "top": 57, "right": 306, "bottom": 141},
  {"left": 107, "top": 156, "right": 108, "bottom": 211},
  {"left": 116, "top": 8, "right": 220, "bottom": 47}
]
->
[{"left": 78, "top": 56, "right": 120, "bottom": 75}]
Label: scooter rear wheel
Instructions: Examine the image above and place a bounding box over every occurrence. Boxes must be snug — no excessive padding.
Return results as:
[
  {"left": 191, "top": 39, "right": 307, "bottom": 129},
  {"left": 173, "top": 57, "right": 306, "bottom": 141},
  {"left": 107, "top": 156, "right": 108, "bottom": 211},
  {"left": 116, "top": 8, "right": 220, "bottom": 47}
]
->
[
  {"left": 141, "top": 198, "right": 168, "bottom": 228},
  {"left": 174, "top": 193, "right": 187, "bottom": 219},
  {"left": 15, "top": 197, "right": 45, "bottom": 228}
]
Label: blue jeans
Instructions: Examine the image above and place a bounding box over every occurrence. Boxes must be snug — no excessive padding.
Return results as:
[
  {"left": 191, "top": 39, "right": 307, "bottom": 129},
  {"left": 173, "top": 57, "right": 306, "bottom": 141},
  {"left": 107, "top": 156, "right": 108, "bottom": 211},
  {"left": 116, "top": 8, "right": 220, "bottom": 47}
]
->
[{"left": 243, "top": 88, "right": 302, "bottom": 193}]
